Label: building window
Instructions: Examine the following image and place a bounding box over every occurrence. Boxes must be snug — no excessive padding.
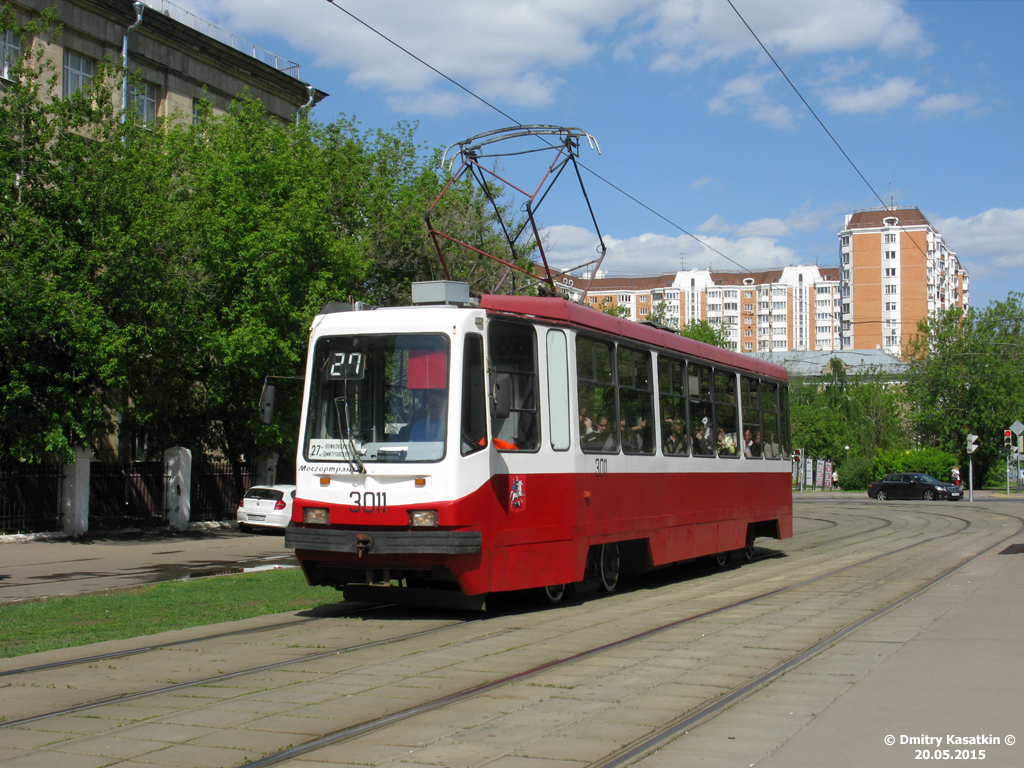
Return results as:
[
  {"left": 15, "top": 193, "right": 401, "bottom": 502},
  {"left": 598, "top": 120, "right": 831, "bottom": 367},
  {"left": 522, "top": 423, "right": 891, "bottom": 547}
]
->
[
  {"left": 744, "top": 316, "right": 753, "bottom": 325},
  {"left": 725, "top": 290, "right": 738, "bottom": 299},
  {"left": 884, "top": 285, "right": 898, "bottom": 295},
  {"left": 618, "top": 294, "right": 630, "bottom": 303},
  {"left": 885, "top": 301, "right": 897, "bottom": 311},
  {"left": 724, "top": 302, "right": 738, "bottom": 311},
  {"left": 130, "top": 81, "right": 159, "bottom": 124},
  {"left": 884, "top": 268, "right": 897, "bottom": 277},
  {"left": 885, "top": 250, "right": 897, "bottom": 260},
  {"left": 744, "top": 329, "right": 753, "bottom": 338},
  {"left": 884, "top": 233, "right": 897, "bottom": 244},
  {"left": 743, "top": 343, "right": 753, "bottom": 351},
  {"left": 842, "top": 253, "right": 850, "bottom": 264},
  {"left": 639, "top": 307, "right": 648, "bottom": 316},
  {"left": 2, "top": 29, "right": 20, "bottom": 80},
  {"left": 707, "top": 304, "right": 721, "bottom": 312},
  {"left": 63, "top": 50, "right": 94, "bottom": 96},
  {"left": 841, "top": 236, "right": 850, "bottom": 246}
]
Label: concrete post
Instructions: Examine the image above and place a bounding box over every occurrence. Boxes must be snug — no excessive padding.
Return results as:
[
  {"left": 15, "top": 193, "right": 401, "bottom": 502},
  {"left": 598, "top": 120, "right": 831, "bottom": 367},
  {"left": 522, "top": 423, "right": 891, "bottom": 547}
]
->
[
  {"left": 62, "top": 447, "right": 93, "bottom": 536},
  {"left": 256, "top": 453, "right": 279, "bottom": 486},
  {"left": 164, "top": 447, "right": 192, "bottom": 531}
]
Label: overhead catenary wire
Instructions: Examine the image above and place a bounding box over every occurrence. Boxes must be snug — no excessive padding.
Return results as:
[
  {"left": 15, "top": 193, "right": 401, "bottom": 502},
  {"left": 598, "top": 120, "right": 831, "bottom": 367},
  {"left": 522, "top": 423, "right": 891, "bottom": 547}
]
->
[{"left": 320, "top": 0, "right": 941, "bottom": 337}]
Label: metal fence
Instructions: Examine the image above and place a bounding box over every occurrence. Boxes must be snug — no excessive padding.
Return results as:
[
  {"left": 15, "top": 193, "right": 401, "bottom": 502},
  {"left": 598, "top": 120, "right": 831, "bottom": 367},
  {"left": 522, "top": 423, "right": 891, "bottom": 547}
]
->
[
  {"left": 88, "top": 462, "right": 167, "bottom": 531},
  {"left": 0, "top": 463, "right": 62, "bottom": 535},
  {"left": 191, "top": 461, "right": 254, "bottom": 522}
]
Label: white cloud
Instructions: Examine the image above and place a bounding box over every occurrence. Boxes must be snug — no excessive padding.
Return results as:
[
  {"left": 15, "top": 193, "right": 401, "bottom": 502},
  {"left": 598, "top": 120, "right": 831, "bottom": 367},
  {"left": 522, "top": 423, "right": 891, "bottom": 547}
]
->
[
  {"left": 820, "top": 76, "right": 925, "bottom": 114},
  {"left": 188, "top": 0, "right": 644, "bottom": 112},
  {"left": 542, "top": 225, "right": 798, "bottom": 276},
  {"left": 689, "top": 175, "right": 721, "bottom": 191},
  {"left": 933, "top": 209, "right": 1024, "bottom": 279},
  {"left": 617, "top": 0, "right": 929, "bottom": 72},
  {"left": 707, "top": 71, "right": 797, "bottom": 130},
  {"left": 917, "top": 92, "right": 985, "bottom": 118}
]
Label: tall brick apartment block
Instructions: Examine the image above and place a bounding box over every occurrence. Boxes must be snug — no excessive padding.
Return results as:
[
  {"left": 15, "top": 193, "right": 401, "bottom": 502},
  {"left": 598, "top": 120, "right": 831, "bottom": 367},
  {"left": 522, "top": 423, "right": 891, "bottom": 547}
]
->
[{"left": 839, "top": 207, "right": 968, "bottom": 356}]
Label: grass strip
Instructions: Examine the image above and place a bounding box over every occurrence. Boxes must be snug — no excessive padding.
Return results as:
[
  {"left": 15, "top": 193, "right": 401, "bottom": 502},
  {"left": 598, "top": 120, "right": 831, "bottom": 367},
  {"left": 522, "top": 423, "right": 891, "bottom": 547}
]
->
[{"left": 0, "top": 567, "right": 339, "bottom": 658}]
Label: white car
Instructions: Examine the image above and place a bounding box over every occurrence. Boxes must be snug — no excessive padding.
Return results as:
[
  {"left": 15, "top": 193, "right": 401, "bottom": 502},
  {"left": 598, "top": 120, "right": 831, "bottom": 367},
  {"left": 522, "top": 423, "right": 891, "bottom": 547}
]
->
[{"left": 237, "top": 485, "right": 296, "bottom": 532}]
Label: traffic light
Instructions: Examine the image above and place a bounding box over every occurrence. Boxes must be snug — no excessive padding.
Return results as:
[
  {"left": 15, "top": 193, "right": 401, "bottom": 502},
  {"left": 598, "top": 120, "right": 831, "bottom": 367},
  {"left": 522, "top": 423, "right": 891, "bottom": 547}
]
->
[
  {"left": 967, "top": 433, "right": 978, "bottom": 454},
  {"left": 793, "top": 448, "right": 801, "bottom": 464},
  {"left": 1004, "top": 430, "right": 1012, "bottom": 451}
]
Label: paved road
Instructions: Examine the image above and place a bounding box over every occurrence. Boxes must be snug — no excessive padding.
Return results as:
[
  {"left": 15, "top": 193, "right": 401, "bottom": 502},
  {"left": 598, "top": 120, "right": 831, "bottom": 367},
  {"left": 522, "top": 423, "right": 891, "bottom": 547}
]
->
[
  {"left": 1, "top": 494, "right": 1023, "bottom": 768},
  {"left": 0, "top": 527, "right": 296, "bottom": 604}
]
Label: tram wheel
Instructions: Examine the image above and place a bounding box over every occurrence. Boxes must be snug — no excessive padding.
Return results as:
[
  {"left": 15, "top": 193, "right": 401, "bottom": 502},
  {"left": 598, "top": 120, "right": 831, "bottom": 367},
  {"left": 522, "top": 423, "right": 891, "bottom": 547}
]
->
[
  {"left": 744, "top": 531, "right": 756, "bottom": 561},
  {"left": 542, "top": 584, "right": 566, "bottom": 604},
  {"left": 598, "top": 542, "right": 620, "bottom": 592},
  {"left": 714, "top": 551, "right": 731, "bottom": 568}
]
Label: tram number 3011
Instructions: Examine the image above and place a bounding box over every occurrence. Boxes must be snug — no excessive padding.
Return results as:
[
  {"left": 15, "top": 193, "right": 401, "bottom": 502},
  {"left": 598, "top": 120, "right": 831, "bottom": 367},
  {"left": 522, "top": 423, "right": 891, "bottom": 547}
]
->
[{"left": 349, "top": 491, "right": 386, "bottom": 514}]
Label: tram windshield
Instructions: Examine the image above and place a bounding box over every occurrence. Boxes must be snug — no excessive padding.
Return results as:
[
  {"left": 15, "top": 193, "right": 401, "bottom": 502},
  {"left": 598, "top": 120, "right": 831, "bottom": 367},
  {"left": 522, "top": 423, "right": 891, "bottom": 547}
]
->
[{"left": 304, "top": 334, "right": 450, "bottom": 463}]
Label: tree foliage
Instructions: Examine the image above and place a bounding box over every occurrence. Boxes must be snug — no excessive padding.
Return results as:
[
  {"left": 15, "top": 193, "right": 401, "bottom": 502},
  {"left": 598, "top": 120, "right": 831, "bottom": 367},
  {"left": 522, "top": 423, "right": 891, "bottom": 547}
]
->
[
  {"left": 0, "top": 10, "right": 511, "bottom": 464},
  {"left": 789, "top": 361, "right": 912, "bottom": 488},
  {"left": 904, "top": 295, "right": 1024, "bottom": 484},
  {"left": 678, "top": 319, "right": 728, "bottom": 348}
]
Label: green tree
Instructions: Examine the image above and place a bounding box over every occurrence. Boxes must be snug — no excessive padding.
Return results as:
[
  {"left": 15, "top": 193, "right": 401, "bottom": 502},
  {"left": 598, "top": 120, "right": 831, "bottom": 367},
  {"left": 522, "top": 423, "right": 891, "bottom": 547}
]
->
[
  {"left": 596, "top": 298, "right": 631, "bottom": 318},
  {"left": 0, "top": 8, "right": 128, "bottom": 462},
  {"left": 679, "top": 319, "right": 728, "bottom": 348},
  {"left": 0, "top": 9, "right": 489, "bottom": 466},
  {"left": 904, "top": 296, "right": 1024, "bottom": 484}
]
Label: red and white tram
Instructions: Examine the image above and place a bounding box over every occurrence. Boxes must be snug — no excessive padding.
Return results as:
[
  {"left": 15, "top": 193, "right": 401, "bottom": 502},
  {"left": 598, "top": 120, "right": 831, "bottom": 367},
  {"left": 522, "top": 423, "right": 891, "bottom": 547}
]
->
[{"left": 285, "top": 280, "right": 792, "bottom": 609}]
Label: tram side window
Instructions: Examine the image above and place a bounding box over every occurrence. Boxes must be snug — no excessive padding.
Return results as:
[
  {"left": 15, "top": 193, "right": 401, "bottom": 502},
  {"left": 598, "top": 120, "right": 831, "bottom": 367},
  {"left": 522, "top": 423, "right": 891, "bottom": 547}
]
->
[
  {"left": 761, "top": 382, "right": 782, "bottom": 459},
  {"left": 688, "top": 363, "right": 714, "bottom": 456},
  {"left": 488, "top": 321, "right": 540, "bottom": 451},
  {"left": 617, "top": 346, "right": 654, "bottom": 455},
  {"left": 461, "top": 334, "right": 487, "bottom": 456},
  {"left": 714, "top": 370, "right": 739, "bottom": 457},
  {"left": 577, "top": 336, "right": 618, "bottom": 453},
  {"left": 658, "top": 356, "right": 689, "bottom": 456},
  {"left": 740, "top": 376, "right": 763, "bottom": 459}
]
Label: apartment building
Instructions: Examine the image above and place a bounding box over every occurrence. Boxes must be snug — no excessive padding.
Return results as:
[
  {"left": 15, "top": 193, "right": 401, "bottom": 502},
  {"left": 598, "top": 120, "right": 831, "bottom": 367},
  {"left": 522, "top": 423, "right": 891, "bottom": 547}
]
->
[
  {"left": 2, "top": 0, "right": 325, "bottom": 123},
  {"left": 578, "top": 266, "right": 842, "bottom": 354},
  {"left": 839, "top": 207, "right": 968, "bottom": 355}
]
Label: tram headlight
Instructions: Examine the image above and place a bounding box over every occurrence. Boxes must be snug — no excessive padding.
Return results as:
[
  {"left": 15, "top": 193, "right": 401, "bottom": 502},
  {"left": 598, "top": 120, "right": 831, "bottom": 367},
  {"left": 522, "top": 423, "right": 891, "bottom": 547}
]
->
[
  {"left": 409, "top": 509, "right": 438, "bottom": 528},
  {"left": 303, "top": 507, "right": 329, "bottom": 525}
]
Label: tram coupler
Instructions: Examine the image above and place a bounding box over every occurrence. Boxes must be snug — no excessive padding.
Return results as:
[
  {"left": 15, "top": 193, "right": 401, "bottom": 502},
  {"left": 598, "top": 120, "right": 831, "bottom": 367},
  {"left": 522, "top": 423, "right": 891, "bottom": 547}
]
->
[{"left": 355, "top": 533, "right": 374, "bottom": 557}]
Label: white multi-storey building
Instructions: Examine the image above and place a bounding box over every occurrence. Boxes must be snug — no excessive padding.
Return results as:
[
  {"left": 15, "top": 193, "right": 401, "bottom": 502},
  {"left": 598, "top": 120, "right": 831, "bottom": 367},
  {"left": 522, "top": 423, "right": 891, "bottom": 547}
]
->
[{"left": 579, "top": 266, "right": 842, "bottom": 354}]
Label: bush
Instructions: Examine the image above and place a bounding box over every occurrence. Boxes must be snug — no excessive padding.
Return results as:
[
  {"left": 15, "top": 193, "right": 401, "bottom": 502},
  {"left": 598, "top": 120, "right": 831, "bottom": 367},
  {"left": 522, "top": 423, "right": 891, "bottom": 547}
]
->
[
  {"left": 871, "top": 448, "right": 958, "bottom": 483},
  {"left": 837, "top": 455, "right": 874, "bottom": 490}
]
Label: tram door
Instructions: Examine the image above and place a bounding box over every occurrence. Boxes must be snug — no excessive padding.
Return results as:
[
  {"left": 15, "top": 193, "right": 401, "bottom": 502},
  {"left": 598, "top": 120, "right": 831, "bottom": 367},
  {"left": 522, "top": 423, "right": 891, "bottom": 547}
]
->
[{"left": 487, "top": 322, "right": 575, "bottom": 588}]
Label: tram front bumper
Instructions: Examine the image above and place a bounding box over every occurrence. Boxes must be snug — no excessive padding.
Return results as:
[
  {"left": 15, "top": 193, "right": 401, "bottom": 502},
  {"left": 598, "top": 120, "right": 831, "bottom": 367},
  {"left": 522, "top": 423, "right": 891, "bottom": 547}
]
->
[{"left": 285, "top": 526, "right": 482, "bottom": 556}]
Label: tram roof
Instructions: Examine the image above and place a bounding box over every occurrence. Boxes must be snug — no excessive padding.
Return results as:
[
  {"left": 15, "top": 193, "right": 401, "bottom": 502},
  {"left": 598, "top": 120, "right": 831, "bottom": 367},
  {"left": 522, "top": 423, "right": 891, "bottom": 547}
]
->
[{"left": 480, "top": 294, "right": 788, "bottom": 381}]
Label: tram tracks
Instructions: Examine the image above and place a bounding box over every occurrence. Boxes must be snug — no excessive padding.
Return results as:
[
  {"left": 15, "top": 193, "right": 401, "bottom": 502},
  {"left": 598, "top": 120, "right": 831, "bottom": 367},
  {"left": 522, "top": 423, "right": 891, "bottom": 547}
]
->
[
  {"left": 237, "top": 509, "right": 1002, "bottom": 768},
  {"left": 2, "top": 504, "right": 1016, "bottom": 768}
]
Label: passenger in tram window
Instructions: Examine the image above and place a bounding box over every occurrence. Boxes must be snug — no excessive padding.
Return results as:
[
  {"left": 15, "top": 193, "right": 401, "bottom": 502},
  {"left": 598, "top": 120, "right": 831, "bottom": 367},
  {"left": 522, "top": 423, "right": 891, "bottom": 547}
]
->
[
  {"left": 579, "top": 408, "right": 596, "bottom": 438},
  {"left": 762, "top": 431, "right": 779, "bottom": 458},
  {"left": 584, "top": 414, "right": 617, "bottom": 451},
  {"left": 743, "top": 428, "right": 762, "bottom": 458},
  {"left": 663, "top": 421, "right": 686, "bottom": 454},
  {"left": 751, "top": 429, "right": 763, "bottom": 457},
  {"left": 620, "top": 416, "right": 647, "bottom": 453},
  {"left": 717, "top": 428, "right": 736, "bottom": 455},
  {"left": 692, "top": 423, "right": 712, "bottom": 455},
  {"left": 407, "top": 389, "right": 447, "bottom": 442}
]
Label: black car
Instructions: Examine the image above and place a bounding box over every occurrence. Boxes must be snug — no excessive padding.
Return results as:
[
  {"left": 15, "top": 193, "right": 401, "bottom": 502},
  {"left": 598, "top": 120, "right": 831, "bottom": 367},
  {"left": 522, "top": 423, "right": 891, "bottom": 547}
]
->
[{"left": 867, "top": 473, "right": 963, "bottom": 501}]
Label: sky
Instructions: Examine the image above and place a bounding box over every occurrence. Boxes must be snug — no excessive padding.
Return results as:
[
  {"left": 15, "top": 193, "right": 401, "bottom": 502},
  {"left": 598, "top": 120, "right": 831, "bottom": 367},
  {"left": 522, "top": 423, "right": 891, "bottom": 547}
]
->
[{"left": 187, "top": 0, "right": 1024, "bottom": 308}]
